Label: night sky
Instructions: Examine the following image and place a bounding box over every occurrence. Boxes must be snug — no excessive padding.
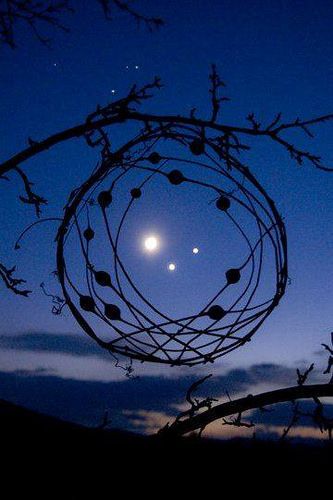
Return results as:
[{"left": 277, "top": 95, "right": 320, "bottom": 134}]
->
[{"left": 1, "top": 0, "right": 333, "bottom": 438}]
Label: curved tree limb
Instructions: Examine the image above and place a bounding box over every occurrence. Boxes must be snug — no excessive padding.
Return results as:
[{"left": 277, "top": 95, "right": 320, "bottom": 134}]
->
[
  {"left": 1, "top": 107, "right": 333, "bottom": 178},
  {"left": 159, "top": 383, "right": 333, "bottom": 437},
  {"left": 1, "top": 69, "right": 332, "bottom": 300},
  {"left": 98, "top": 0, "right": 164, "bottom": 31}
]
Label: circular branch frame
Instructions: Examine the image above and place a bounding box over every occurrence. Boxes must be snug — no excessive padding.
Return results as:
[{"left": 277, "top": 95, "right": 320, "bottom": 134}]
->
[{"left": 56, "top": 120, "right": 288, "bottom": 366}]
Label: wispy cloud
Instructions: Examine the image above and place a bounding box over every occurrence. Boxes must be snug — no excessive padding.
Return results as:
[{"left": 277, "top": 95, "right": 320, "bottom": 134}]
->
[
  {"left": 1, "top": 331, "right": 329, "bottom": 384},
  {"left": 124, "top": 408, "right": 327, "bottom": 441},
  {"left": 0, "top": 332, "right": 112, "bottom": 359},
  {"left": 0, "top": 362, "right": 330, "bottom": 440}
]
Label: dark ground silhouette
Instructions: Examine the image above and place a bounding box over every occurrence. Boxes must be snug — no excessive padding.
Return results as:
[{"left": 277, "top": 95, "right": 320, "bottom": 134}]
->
[{"left": 1, "top": 398, "right": 331, "bottom": 495}]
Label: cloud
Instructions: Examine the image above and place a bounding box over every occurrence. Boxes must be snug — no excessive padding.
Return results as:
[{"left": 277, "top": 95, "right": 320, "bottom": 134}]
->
[
  {"left": 123, "top": 409, "right": 171, "bottom": 434},
  {"left": 0, "top": 331, "right": 240, "bottom": 381},
  {"left": 0, "top": 362, "right": 331, "bottom": 440},
  {"left": 0, "top": 332, "right": 112, "bottom": 360},
  {"left": 13, "top": 366, "right": 55, "bottom": 376},
  {"left": 3, "top": 331, "right": 319, "bottom": 383},
  {"left": 123, "top": 409, "right": 326, "bottom": 441}
]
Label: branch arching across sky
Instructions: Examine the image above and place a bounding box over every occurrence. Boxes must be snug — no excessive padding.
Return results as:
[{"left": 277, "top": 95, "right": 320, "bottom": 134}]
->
[
  {"left": 0, "top": 67, "right": 332, "bottom": 301},
  {"left": 1, "top": 71, "right": 333, "bottom": 182}
]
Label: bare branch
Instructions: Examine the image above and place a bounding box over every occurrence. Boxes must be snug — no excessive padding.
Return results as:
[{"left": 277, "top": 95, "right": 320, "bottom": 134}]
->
[
  {"left": 247, "top": 113, "right": 261, "bottom": 131},
  {"left": 40, "top": 281, "right": 66, "bottom": 315},
  {"left": 222, "top": 411, "right": 254, "bottom": 428},
  {"left": 0, "top": 0, "right": 164, "bottom": 49},
  {"left": 0, "top": 0, "right": 73, "bottom": 48},
  {"left": 14, "top": 166, "right": 47, "bottom": 217},
  {"left": 98, "top": 0, "right": 164, "bottom": 31},
  {"left": 174, "top": 375, "right": 218, "bottom": 425},
  {"left": 1, "top": 74, "right": 331, "bottom": 180},
  {"left": 159, "top": 383, "right": 333, "bottom": 437},
  {"left": 0, "top": 262, "right": 31, "bottom": 296},
  {"left": 322, "top": 333, "right": 333, "bottom": 382},
  {"left": 296, "top": 363, "right": 314, "bottom": 386},
  {"left": 209, "top": 64, "right": 229, "bottom": 122},
  {"left": 280, "top": 401, "right": 300, "bottom": 440}
]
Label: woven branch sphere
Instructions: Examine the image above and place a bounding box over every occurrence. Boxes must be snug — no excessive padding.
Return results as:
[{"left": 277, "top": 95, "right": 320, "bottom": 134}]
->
[{"left": 56, "top": 126, "right": 287, "bottom": 366}]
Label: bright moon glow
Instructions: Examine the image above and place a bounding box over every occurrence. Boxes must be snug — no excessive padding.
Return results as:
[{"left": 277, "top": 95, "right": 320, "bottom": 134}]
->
[
  {"left": 168, "top": 263, "right": 176, "bottom": 271},
  {"left": 192, "top": 247, "right": 199, "bottom": 254},
  {"left": 144, "top": 236, "right": 159, "bottom": 252}
]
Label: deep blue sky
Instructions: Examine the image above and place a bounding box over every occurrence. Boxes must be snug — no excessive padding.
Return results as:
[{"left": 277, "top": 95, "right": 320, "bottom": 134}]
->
[{"left": 0, "top": 1, "right": 333, "bottom": 434}]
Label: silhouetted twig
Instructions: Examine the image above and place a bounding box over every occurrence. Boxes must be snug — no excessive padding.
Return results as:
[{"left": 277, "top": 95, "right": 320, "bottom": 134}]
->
[
  {"left": 296, "top": 363, "right": 314, "bottom": 386},
  {"left": 14, "top": 166, "right": 47, "bottom": 217},
  {"left": 175, "top": 375, "right": 218, "bottom": 422},
  {"left": 322, "top": 333, "right": 333, "bottom": 383},
  {"left": 0, "top": 0, "right": 73, "bottom": 48},
  {"left": 1, "top": 72, "right": 332, "bottom": 181},
  {"left": 161, "top": 333, "right": 333, "bottom": 439},
  {"left": 0, "top": 0, "right": 163, "bottom": 48},
  {"left": 98, "top": 0, "right": 164, "bottom": 31},
  {"left": 40, "top": 281, "right": 66, "bottom": 315},
  {"left": 280, "top": 401, "right": 301, "bottom": 440},
  {"left": 222, "top": 411, "right": 254, "bottom": 428},
  {"left": 209, "top": 64, "right": 229, "bottom": 122},
  {"left": 160, "top": 383, "right": 333, "bottom": 438},
  {"left": 0, "top": 262, "right": 30, "bottom": 296}
]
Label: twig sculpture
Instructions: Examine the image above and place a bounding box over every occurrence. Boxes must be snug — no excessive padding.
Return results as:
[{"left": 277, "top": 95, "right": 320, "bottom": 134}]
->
[{"left": 1, "top": 66, "right": 333, "bottom": 436}]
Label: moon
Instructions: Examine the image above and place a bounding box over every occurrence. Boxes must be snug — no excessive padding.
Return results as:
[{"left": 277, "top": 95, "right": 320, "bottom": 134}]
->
[
  {"left": 168, "top": 263, "right": 176, "bottom": 271},
  {"left": 192, "top": 247, "right": 199, "bottom": 254},
  {"left": 144, "top": 235, "right": 159, "bottom": 252}
]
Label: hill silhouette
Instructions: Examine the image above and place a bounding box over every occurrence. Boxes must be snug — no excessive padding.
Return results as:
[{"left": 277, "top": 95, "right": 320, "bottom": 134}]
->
[{"left": 1, "top": 397, "right": 332, "bottom": 495}]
